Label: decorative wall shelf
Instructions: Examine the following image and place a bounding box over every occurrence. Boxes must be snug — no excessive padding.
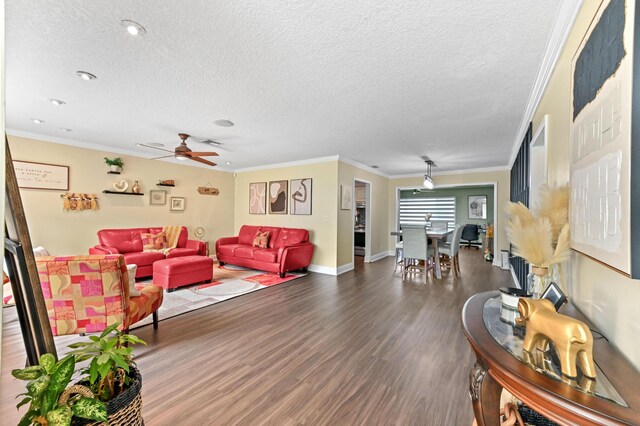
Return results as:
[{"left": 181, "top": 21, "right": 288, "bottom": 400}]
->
[
  {"left": 102, "top": 190, "right": 144, "bottom": 196},
  {"left": 156, "top": 183, "right": 175, "bottom": 187},
  {"left": 107, "top": 171, "right": 121, "bottom": 175}
]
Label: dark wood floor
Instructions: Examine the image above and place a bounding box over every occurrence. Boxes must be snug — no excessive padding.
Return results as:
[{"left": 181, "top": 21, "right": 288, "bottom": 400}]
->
[{"left": 1, "top": 249, "right": 512, "bottom": 425}]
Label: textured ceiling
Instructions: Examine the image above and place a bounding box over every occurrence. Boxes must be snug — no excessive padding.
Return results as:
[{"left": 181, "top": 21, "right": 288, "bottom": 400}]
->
[{"left": 6, "top": 0, "right": 561, "bottom": 175}]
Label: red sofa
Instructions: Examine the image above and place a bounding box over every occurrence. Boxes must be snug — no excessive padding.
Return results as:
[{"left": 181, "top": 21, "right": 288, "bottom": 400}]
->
[
  {"left": 216, "top": 225, "right": 314, "bottom": 277},
  {"left": 89, "top": 227, "right": 207, "bottom": 278}
]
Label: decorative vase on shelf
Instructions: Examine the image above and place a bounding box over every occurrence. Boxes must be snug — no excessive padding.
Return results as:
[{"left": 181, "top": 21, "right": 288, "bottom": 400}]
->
[
  {"left": 527, "top": 266, "right": 552, "bottom": 299},
  {"left": 132, "top": 180, "right": 141, "bottom": 194}
]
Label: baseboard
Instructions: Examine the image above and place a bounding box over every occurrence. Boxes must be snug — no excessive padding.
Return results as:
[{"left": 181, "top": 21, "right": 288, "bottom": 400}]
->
[
  {"left": 337, "top": 263, "right": 354, "bottom": 275},
  {"left": 308, "top": 264, "right": 338, "bottom": 275},
  {"left": 387, "top": 250, "right": 395, "bottom": 257},
  {"left": 370, "top": 251, "right": 389, "bottom": 262}
]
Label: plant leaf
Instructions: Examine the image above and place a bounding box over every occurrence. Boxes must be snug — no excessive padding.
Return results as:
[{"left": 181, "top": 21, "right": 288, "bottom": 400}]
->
[
  {"left": 46, "top": 406, "right": 72, "bottom": 426},
  {"left": 97, "top": 360, "right": 111, "bottom": 378},
  {"left": 67, "top": 341, "right": 92, "bottom": 348},
  {"left": 89, "top": 335, "right": 101, "bottom": 342},
  {"left": 26, "top": 375, "right": 50, "bottom": 399},
  {"left": 18, "top": 410, "right": 39, "bottom": 426},
  {"left": 39, "top": 354, "right": 57, "bottom": 374},
  {"left": 49, "top": 356, "right": 75, "bottom": 394},
  {"left": 97, "top": 353, "right": 110, "bottom": 365},
  {"left": 12, "top": 366, "right": 42, "bottom": 380},
  {"left": 113, "top": 356, "right": 130, "bottom": 372},
  {"left": 73, "top": 398, "right": 107, "bottom": 422},
  {"left": 89, "top": 358, "right": 99, "bottom": 384},
  {"left": 100, "top": 323, "right": 120, "bottom": 338},
  {"left": 44, "top": 388, "right": 59, "bottom": 413},
  {"left": 16, "top": 396, "right": 31, "bottom": 410}
]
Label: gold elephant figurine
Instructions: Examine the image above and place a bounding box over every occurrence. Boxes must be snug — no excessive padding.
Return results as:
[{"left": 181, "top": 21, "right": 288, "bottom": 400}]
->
[{"left": 517, "top": 298, "right": 596, "bottom": 379}]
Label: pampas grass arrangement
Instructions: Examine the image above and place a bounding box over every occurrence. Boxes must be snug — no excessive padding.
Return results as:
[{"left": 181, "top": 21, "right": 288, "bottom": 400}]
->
[{"left": 505, "top": 185, "right": 570, "bottom": 268}]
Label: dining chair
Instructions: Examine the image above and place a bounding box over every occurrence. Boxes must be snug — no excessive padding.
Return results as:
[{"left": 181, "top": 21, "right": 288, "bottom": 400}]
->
[
  {"left": 394, "top": 241, "right": 404, "bottom": 272},
  {"left": 439, "top": 224, "right": 465, "bottom": 277},
  {"left": 401, "top": 225, "right": 435, "bottom": 283}
]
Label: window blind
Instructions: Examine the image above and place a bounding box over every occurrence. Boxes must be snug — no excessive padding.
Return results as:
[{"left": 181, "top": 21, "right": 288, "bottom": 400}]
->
[{"left": 399, "top": 196, "right": 456, "bottom": 229}]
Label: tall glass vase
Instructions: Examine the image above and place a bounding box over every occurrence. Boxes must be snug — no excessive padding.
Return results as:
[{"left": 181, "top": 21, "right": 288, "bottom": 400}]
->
[{"left": 527, "top": 266, "right": 551, "bottom": 299}]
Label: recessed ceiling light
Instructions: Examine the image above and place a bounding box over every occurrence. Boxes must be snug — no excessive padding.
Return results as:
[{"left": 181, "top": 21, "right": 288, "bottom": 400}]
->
[
  {"left": 121, "top": 20, "right": 146, "bottom": 36},
  {"left": 59, "top": 128, "right": 72, "bottom": 132},
  {"left": 50, "top": 99, "right": 65, "bottom": 106},
  {"left": 31, "top": 118, "right": 44, "bottom": 124},
  {"left": 213, "top": 119, "right": 234, "bottom": 127},
  {"left": 76, "top": 71, "right": 97, "bottom": 81},
  {"left": 226, "top": 161, "right": 232, "bottom": 165}
]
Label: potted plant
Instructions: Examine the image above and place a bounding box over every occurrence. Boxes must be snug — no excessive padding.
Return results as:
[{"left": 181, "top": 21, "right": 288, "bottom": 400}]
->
[
  {"left": 104, "top": 157, "right": 124, "bottom": 173},
  {"left": 12, "top": 324, "right": 146, "bottom": 426},
  {"left": 11, "top": 354, "right": 107, "bottom": 426}
]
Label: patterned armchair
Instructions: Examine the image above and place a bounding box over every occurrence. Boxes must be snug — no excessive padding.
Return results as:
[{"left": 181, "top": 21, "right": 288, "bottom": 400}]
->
[{"left": 36, "top": 255, "right": 163, "bottom": 335}]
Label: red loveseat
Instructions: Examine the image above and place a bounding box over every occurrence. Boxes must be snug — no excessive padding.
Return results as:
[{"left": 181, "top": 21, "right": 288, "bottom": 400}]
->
[
  {"left": 216, "top": 225, "right": 314, "bottom": 277},
  {"left": 89, "top": 227, "right": 206, "bottom": 278}
]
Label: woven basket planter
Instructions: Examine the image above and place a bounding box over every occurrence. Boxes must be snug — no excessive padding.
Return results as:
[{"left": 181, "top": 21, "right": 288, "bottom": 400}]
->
[{"left": 68, "top": 366, "right": 144, "bottom": 426}]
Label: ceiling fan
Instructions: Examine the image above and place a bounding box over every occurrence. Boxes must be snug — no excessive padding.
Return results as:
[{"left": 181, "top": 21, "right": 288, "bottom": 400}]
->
[{"left": 138, "top": 133, "right": 219, "bottom": 166}]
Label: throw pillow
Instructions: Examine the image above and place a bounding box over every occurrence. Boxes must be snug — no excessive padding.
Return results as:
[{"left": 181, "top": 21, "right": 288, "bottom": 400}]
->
[
  {"left": 252, "top": 231, "right": 270, "bottom": 248},
  {"left": 126, "top": 264, "right": 141, "bottom": 297},
  {"left": 141, "top": 232, "right": 167, "bottom": 251}
]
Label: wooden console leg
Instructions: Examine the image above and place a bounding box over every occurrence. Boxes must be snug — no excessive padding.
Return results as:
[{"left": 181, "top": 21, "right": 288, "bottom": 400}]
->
[{"left": 469, "top": 361, "right": 502, "bottom": 426}]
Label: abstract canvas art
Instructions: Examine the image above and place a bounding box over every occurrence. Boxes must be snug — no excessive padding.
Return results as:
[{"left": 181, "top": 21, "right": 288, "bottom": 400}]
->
[
  {"left": 269, "top": 180, "right": 288, "bottom": 214},
  {"left": 290, "top": 178, "right": 312, "bottom": 215},
  {"left": 249, "top": 182, "right": 266, "bottom": 214},
  {"left": 468, "top": 195, "right": 487, "bottom": 219}
]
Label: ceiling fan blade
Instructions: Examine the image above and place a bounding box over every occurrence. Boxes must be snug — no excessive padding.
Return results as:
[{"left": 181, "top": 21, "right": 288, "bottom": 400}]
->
[
  {"left": 186, "top": 151, "right": 219, "bottom": 157},
  {"left": 150, "top": 155, "right": 176, "bottom": 160},
  {"left": 190, "top": 157, "right": 217, "bottom": 167},
  {"left": 137, "top": 143, "right": 174, "bottom": 153}
]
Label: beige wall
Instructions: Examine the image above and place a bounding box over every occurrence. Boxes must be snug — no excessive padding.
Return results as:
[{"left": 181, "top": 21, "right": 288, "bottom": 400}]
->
[
  {"left": 387, "top": 170, "right": 510, "bottom": 254},
  {"left": 234, "top": 161, "right": 339, "bottom": 270},
  {"left": 337, "top": 162, "right": 389, "bottom": 267},
  {"left": 8, "top": 135, "right": 235, "bottom": 255},
  {"left": 532, "top": 1, "right": 640, "bottom": 370}
]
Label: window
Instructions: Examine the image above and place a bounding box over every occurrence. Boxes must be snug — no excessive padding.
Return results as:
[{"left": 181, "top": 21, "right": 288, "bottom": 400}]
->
[{"left": 399, "top": 196, "right": 456, "bottom": 230}]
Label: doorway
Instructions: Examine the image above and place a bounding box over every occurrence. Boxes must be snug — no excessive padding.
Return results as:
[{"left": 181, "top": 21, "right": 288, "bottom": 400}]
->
[{"left": 354, "top": 180, "right": 372, "bottom": 262}]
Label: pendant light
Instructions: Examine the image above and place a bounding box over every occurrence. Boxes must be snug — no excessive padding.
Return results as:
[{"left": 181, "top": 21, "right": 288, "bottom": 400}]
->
[{"left": 423, "top": 160, "right": 435, "bottom": 189}]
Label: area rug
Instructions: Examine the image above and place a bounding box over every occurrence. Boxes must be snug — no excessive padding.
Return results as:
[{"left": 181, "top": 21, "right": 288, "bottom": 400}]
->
[{"left": 132, "top": 264, "right": 304, "bottom": 328}]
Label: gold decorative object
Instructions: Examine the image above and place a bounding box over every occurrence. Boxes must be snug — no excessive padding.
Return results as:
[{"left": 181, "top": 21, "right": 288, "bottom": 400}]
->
[
  {"left": 61, "top": 193, "right": 99, "bottom": 211},
  {"left": 517, "top": 298, "right": 596, "bottom": 378},
  {"left": 131, "top": 180, "right": 141, "bottom": 194}
]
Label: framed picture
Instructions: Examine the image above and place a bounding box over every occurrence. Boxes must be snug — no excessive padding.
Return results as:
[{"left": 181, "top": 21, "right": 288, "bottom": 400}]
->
[
  {"left": 542, "top": 282, "right": 567, "bottom": 311},
  {"left": 13, "top": 160, "right": 69, "bottom": 190},
  {"left": 468, "top": 195, "right": 487, "bottom": 219},
  {"left": 290, "top": 178, "right": 312, "bottom": 215},
  {"left": 268, "top": 180, "right": 288, "bottom": 214},
  {"left": 249, "top": 182, "right": 266, "bottom": 214},
  {"left": 170, "top": 197, "right": 185, "bottom": 211},
  {"left": 340, "top": 184, "right": 352, "bottom": 210},
  {"left": 149, "top": 190, "right": 166, "bottom": 205}
]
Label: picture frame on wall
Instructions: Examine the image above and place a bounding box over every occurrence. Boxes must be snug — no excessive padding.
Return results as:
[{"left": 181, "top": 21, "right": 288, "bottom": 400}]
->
[
  {"left": 340, "top": 184, "right": 352, "bottom": 210},
  {"left": 149, "top": 190, "right": 167, "bottom": 205},
  {"left": 290, "top": 178, "right": 312, "bottom": 215},
  {"left": 468, "top": 195, "right": 487, "bottom": 219},
  {"left": 268, "top": 180, "right": 288, "bottom": 214},
  {"left": 170, "top": 197, "right": 185, "bottom": 211},
  {"left": 249, "top": 182, "right": 267, "bottom": 214},
  {"left": 13, "top": 160, "right": 69, "bottom": 190}
]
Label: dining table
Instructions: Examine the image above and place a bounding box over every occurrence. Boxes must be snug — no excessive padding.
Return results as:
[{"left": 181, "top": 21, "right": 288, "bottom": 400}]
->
[{"left": 390, "top": 228, "right": 452, "bottom": 279}]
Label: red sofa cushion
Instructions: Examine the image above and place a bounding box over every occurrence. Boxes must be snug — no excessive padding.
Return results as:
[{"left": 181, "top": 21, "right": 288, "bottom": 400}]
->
[
  {"left": 123, "top": 251, "right": 166, "bottom": 266},
  {"left": 166, "top": 248, "right": 199, "bottom": 258},
  {"left": 253, "top": 248, "right": 279, "bottom": 263},
  {"left": 217, "top": 244, "right": 241, "bottom": 257},
  {"left": 273, "top": 228, "right": 309, "bottom": 248},
  {"left": 238, "top": 225, "right": 261, "bottom": 246},
  {"left": 234, "top": 246, "right": 257, "bottom": 259},
  {"left": 98, "top": 228, "right": 149, "bottom": 253}
]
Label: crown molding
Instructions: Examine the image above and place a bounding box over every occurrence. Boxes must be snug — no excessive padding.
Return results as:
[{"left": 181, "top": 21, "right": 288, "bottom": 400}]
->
[
  {"left": 337, "top": 156, "right": 390, "bottom": 178},
  {"left": 508, "top": 0, "right": 583, "bottom": 169}
]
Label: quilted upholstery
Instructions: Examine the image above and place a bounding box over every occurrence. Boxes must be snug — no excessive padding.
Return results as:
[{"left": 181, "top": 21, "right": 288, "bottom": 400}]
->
[{"left": 36, "top": 255, "right": 163, "bottom": 335}]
